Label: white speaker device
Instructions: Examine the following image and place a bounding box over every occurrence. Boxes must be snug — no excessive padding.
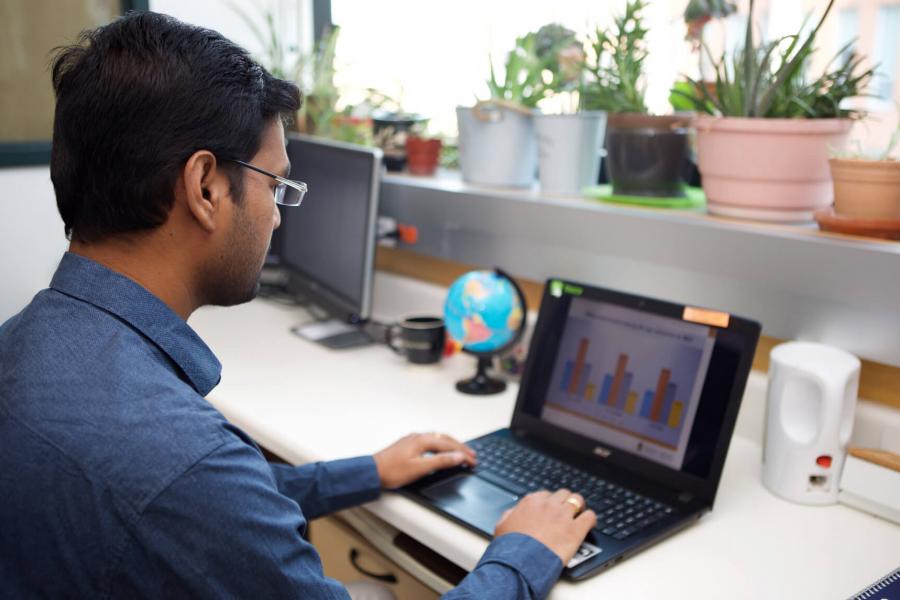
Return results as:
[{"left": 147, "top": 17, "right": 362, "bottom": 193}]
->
[{"left": 763, "top": 341, "right": 861, "bottom": 505}]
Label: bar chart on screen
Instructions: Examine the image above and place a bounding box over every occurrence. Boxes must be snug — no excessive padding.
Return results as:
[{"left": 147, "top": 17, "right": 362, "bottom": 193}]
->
[{"left": 542, "top": 299, "right": 716, "bottom": 468}]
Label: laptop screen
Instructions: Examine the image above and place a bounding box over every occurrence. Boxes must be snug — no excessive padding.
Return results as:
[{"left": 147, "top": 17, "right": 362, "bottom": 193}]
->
[
  {"left": 541, "top": 297, "right": 714, "bottom": 470},
  {"left": 516, "top": 281, "right": 758, "bottom": 481}
]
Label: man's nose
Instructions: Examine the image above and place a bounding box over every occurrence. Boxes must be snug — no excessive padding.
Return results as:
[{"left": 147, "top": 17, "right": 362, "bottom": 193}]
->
[{"left": 273, "top": 204, "right": 281, "bottom": 230}]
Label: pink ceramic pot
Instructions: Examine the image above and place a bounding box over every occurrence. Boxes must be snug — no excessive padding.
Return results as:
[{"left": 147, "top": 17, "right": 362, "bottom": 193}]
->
[{"left": 695, "top": 116, "right": 852, "bottom": 223}]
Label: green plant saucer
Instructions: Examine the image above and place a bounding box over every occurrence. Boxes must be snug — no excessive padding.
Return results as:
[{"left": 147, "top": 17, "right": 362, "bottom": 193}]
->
[{"left": 582, "top": 185, "right": 706, "bottom": 209}]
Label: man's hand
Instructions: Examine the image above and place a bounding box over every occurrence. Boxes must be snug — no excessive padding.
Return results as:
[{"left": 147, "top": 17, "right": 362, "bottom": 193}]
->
[
  {"left": 494, "top": 489, "right": 597, "bottom": 566},
  {"left": 373, "top": 432, "right": 477, "bottom": 489}
]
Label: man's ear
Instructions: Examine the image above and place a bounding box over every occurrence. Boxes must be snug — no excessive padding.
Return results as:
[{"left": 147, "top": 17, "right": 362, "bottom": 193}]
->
[{"left": 182, "top": 150, "right": 233, "bottom": 233}]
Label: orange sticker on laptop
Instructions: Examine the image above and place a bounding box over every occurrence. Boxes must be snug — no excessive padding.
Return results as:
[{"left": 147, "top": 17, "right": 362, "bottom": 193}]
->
[{"left": 683, "top": 306, "right": 730, "bottom": 328}]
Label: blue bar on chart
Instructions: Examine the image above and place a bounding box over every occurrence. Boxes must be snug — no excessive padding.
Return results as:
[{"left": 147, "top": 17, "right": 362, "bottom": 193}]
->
[
  {"left": 616, "top": 372, "right": 634, "bottom": 409},
  {"left": 640, "top": 390, "right": 654, "bottom": 419},
  {"left": 577, "top": 366, "right": 593, "bottom": 399},
  {"left": 661, "top": 383, "right": 677, "bottom": 424},
  {"left": 598, "top": 374, "right": 614, "bottom": 405},
  {"left": 560, "top": 360, "right": 574, "bottom": 392}
]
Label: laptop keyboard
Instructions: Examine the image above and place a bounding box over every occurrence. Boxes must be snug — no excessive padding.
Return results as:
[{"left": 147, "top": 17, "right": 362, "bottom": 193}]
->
[{"left": 468, "top": 437, "right": 673, "bottom": 541}]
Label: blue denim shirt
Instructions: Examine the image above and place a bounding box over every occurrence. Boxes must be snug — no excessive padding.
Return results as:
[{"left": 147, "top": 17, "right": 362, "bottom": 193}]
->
[{"left": 0, "top": 253, "right": 562, "bottom": 599}]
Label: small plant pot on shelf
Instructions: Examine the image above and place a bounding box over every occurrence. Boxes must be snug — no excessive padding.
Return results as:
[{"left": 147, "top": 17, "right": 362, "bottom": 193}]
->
[
  {"left": 534, "top": 111, "right": 607, "bottom": 196},
  {"left": 829, "top": 158, "right": 900, "bottom": 219},
  {"left": 604, "top": 113, "right": 690, "bottom": 198},
  {"left": 373, "top": 111, "right": 426, "bottom": 172},
  {"left": 456, "top": 102, "right": 537, "bottom": 188},
  {"left": 406, "top": 137, "right": 443, "bottom": 176},
  {"left": 695, "top": 116, "right": 852, "bottom": 223}
]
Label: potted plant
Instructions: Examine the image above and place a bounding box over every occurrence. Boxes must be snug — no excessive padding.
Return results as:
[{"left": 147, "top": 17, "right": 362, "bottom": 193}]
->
[
  {"left": 816, "top": 121, "right": 900, "bottom": 239},
  {"left": 457, "top": 25, "right": 570, "bottom": 187},
  {"left": 684, "top": 0, "right": 736, "bottom": 46},
  {"left": 531, "top": 25, "right": 608, "bottom": 196},
  {"left": 296, "top": 26, "right": 342, "bottom": 138},
  {"left": 684, "top": 0, "right": 736, "bottom": 97},
  {"left": 676, "top": 0, "right": 875, "bottom": 222},
  {"left": 582, "top": 0, "right": 691, "bottom": 198},
  {"left": 359, "top": 89, "right": 425, "bottom": 171},
  {"left": 405, "top": 123, "right": 443, "bottom": 176}
]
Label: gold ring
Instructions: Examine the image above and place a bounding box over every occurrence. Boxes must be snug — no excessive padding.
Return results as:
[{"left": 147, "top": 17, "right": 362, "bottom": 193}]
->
[{"left": 564, "top": 496, "right": 584, "bottom": 515}]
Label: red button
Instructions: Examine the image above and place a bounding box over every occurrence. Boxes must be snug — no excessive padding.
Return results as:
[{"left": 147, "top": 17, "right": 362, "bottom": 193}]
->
[{"left": 816, "top": 455, "right": 832, "bottom": 468}]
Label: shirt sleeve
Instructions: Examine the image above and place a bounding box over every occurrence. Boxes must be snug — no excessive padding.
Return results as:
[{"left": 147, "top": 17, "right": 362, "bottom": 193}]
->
[
  {"left": 268, "top": 456, "right": 382, "bottom": 520},
  {"left": 442, "top": 533, "right": 564, "bottom": 600},
  {"left": 108, "top": 439, "right": 353, "bottom": 599}
]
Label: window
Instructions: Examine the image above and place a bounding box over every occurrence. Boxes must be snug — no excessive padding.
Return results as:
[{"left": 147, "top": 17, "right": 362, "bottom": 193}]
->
[
  {"left": 873, "top": 4, "right": 900, "bottom": 101},
  {"left": 330, "top": 0, "right": 697, "bottom": 136},
  {"left": 836, "top": 7, "right": 860, "bottom": 63}
]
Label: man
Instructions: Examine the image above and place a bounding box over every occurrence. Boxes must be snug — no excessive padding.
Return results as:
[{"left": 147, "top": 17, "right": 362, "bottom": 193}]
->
[{"left": 0, "top": 12, "right": 595, "bottom": 599}]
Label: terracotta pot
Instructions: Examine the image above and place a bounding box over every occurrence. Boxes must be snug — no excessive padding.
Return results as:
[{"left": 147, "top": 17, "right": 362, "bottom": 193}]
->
[
  {"left": 829, "top": 158, "right": 900, "bottom": 219},
  {"left": 695, "top": 116, "right": 852, "bottom": 223},
  {"left": 406, "top": 137, "right": 442, "bottom": 176},
  {"left": 605, "top": 113, "right": 692, "bottom": 198}
]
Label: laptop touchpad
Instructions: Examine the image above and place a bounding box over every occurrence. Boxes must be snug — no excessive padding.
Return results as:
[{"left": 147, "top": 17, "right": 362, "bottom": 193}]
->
[{"left": 422, "top": 474, "right": 519, "bottom": 535}]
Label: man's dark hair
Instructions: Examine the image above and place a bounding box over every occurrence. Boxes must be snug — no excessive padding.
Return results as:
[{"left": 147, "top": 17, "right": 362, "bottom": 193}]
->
[{"left": 50, "top": 11, "right": 302, "bottom": 243}]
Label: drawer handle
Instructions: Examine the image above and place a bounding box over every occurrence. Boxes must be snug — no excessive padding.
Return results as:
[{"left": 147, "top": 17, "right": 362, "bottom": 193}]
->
[{"left": 349, "top": 548, "right": 398, "bottom": 584}]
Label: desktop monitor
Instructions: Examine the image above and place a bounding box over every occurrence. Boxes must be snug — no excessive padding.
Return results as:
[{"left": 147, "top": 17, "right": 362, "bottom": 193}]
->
[{"left": 276, "top": 134, "right": 382, "bottom": 346}]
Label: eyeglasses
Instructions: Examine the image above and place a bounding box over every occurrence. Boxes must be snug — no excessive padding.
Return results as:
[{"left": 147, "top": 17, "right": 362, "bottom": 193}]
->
[{"left": 230, "top": 159, "right": 307, "bottom": 206}]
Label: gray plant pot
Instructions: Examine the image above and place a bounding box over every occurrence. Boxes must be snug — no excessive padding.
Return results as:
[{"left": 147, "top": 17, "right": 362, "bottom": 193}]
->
[
  {"left": 456, "top": 104, "right": 537, "bottom": 187},
  {"left": 535, "top": 111, "right": 607, "bottom": 195},
  {"left": 605, "top": 113, "right": 691, "bottom": 197}
]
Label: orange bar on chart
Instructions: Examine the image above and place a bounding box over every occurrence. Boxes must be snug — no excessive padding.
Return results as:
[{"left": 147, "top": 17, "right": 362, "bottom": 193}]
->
[
  {"left": 585, "top": 383, "right": 597, "bottom": 401},
  {"left": 650, "top": 369, "right": 672, "bottom": 422},
  {"left": 607, "top": 353, "right": 629, "bottom": 406},
  {"left": 625, "top": 391, "right": 638, "bottom": 414},
  {"left": 568, "top": 338, "right": 589, "bottom": 395},
  {"left": 668, "top": 401, "right": 684, "bottom": 428}
]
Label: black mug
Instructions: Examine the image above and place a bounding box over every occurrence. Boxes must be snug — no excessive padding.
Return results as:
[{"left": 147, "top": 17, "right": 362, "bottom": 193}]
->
[{"left": 387, "top": 316, "right": 445, "bottom": 364}]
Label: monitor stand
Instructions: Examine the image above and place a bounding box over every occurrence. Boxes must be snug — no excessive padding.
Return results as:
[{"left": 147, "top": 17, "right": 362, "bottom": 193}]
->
[{"left": 291, "top": 319, "right": 373, "bottom": 350}]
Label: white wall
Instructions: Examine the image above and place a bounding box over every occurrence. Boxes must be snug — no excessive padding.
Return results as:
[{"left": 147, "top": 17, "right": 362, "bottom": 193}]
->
[{"left": 0, "top": 167, "right": 68, "bottom": 323}]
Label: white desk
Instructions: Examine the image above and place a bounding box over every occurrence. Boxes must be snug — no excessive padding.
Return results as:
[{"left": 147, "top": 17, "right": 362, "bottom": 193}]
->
[{"left": 190, "top": 273, "right": 900, "bottom": 599}]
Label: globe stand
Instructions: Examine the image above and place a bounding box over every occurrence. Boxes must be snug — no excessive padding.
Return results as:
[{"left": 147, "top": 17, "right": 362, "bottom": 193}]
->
[{"left": 456, "top": 356, "right": 506, "bottom": 395}]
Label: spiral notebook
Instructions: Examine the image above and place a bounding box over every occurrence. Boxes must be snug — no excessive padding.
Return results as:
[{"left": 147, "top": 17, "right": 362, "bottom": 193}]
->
[{"left": 850, "top": 567, "right": 900, "bottom": 600}]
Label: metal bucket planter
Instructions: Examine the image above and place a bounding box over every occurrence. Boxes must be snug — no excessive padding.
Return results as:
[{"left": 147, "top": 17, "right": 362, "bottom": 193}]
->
[
  {"left": 695, "top": 116, "right": 852, "bottom": 223},
  {"left": 605, "top": 113, "right": 691, "bottom": 198},
  {"left": 534, "top": 111, "right": 607, "bottom": 196},
  {"left": 456, "top": 101, "right": 537, "bottom": 187}
]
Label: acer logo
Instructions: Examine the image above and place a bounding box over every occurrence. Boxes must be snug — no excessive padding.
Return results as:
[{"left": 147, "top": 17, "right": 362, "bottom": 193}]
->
[{"left": 593, "top": 446, "right": 612, "bottom": 458}]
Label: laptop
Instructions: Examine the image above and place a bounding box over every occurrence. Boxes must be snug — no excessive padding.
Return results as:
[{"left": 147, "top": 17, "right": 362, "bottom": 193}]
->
[{"left": 402, "top": 278, "right": 761, "bottom": 580}]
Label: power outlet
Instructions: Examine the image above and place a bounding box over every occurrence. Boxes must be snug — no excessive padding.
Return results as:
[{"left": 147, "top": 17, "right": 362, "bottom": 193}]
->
[{"left": 808, "top": 474, "right": 831, "bottom": 492}]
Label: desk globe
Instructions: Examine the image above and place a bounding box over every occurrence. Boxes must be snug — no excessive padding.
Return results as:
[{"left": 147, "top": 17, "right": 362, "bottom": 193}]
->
[{"left": 444, "top": 268, "right": 527, "bottom": 395}]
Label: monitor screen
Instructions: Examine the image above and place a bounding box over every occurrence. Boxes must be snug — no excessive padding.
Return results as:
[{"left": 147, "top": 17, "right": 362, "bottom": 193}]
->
[{"left": 277, "top": 134, "right": 382, "bottom": 322}]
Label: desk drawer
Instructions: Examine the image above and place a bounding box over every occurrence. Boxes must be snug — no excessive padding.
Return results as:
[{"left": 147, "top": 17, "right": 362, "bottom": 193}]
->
[{"left": 309, "top": 514, "right": 441, "bottom": 600}]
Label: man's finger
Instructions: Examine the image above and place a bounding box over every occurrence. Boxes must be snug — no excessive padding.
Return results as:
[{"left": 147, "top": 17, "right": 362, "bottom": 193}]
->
[
  {"left": 549, "top": 488, "right": 572, "bottom": 504},
  {"left": 528, "top": 490, "right": 552, "bottom": 500},
  {"left": 415, "top": 434, "right": 476, "bottom": 462},
  {"left": 575, "top": 509, "right": 598, "bottom": 533},
  {"left": 416, "top": 451, "right": 468, "bottom": 473}
]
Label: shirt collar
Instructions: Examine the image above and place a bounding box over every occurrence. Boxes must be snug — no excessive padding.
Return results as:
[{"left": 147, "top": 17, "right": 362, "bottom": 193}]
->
[{"left": 50, "top": 252, "right": 222, "bottom": 395}]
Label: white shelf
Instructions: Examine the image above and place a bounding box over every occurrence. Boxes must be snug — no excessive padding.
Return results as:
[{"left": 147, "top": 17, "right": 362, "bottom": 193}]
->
[{"left": 380, "top": 170, "right": 900, "bottom": 368}]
